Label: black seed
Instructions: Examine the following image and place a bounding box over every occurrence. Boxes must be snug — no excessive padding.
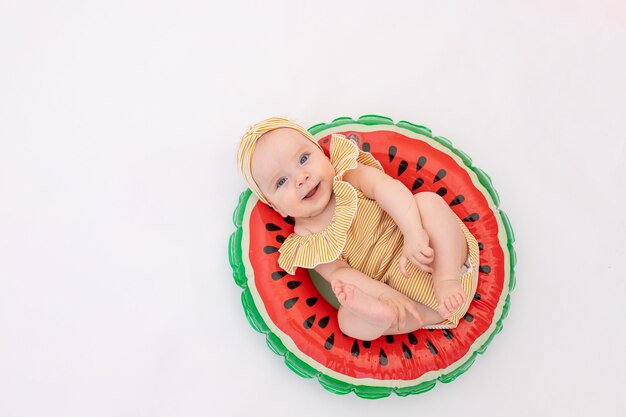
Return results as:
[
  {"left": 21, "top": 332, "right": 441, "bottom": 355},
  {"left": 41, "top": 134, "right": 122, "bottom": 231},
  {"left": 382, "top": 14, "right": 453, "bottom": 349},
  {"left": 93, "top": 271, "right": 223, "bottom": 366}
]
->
[
  {"left": 398, "top": 160, "right": 408, "bottom": 176},
  {"left": 385, "top": 335, "right": 394, "bottom": 344},
  {"left": 276, "top": 235, "right": 285, "bottom": 244},
  {"left": 450, "top": 195, "right": 465, "bottom": 206},
  {"left": 265, "top": 223, "right": 282, "bottom": 232},
  {"left": 427, "top": 329, "right": 435, "bottom": 332},
  {"left": 412, "top": 178, "right": 424, "bottom": 191},
  {"left": 324, "top": 333, "right": 335, "bottom": 350},
  {"left": 478, "top": 242, "right": 484, "bottom": 250},
  {"left": 323, "top": 137, "right": 330, "bottom": 144},
  {"left": 426, "top": 339, "right": 438, "bottom": 355},
  {"left": 463, "top": 213, "right": 480, "bottom": 222},
  {"left": 351, "top": 340, "right": 360, "bottom": 357},
  {"left": 362, "top": 142, "right": 370, "bottom": 152},
  {"left": 479, "top": 265, "right": 492, "bottom": 274},
  {"left": 283, "top": 297, "right": 298, "bottom": 309},
  {"left": 379, "top": 348, "right": 388, "bottom": 366},
  {"left": 263, "top": 246, "right": 279, "bottom": 254},
  {"left": 303, "top": 314, "right": 316, "bottom": 329},
  {"left": 408, "top": 332, "right": 418, "bottom": 345},
  {"left": 402, "top": 342, "right": 412, "bottom": 359},
  {"left": 434, "top": 169, "right": 447, "bottom": 182},
  {"left": 443, "top": 329, "right": 454, "bottom": 340},
  {"left": 318, "top": 315, "right": 330, "bottom": 328},
  {"left": 388, "top": 146, "right": 397, "bottom": 162},
  {"left": 306, "top": 297, "right": 318, "bottom": 307},
  {"left": 287, "top": 281, "right": 302, "bottom": 289},
  {"left": 283, "top": 216, "right": 295, "bottom": 225},
  {"left": 436, "top": 187, "right": 447, "bottom": 197},
  {"left": 416, "top": 156, "right": 427, "bottom": 171},
  {"left": 464, "top": 313, "right": 474, "bottom": 322},
  {"left": 362, "top": 341, "right": 371, "bottom": 349},
  {"left": 272, "top": 271, "right": 287, "bottom": 281},
  {"left": 474, "top": 292, "right": 481, "bottom": 301}
]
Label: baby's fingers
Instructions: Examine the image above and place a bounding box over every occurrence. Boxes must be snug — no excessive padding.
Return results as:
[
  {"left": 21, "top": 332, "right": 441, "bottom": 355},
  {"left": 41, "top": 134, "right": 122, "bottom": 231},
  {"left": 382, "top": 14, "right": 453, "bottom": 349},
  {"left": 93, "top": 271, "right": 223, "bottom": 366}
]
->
[
  {"left": 409, "top": 255, "right": 434, "bottom": 274},
  {"left": 399, "top": 256, "right": 410, "bottom": 279},
  {"left": 416, "top": 253, "right": 433, "bottom": 266},
  {"left": 421, "top": 246, "right": 434, "bottom": 258},
  {"left": 418, "top": 247, "right": 434, "bottom": 263}
]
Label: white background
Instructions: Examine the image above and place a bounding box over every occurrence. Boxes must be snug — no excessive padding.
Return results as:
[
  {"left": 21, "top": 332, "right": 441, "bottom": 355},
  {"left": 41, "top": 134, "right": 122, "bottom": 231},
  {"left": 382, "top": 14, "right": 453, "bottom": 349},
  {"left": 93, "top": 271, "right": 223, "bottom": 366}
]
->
[{"left": 1, "top": 1, "right": 625, "bottom": 416}]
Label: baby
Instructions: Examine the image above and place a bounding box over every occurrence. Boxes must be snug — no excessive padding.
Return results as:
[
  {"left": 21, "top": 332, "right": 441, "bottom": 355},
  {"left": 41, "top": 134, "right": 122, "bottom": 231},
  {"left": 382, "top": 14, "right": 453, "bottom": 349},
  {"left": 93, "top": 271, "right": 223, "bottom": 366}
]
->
[{"left": 238, "top": 117, "right": 479, "bottom": 341}]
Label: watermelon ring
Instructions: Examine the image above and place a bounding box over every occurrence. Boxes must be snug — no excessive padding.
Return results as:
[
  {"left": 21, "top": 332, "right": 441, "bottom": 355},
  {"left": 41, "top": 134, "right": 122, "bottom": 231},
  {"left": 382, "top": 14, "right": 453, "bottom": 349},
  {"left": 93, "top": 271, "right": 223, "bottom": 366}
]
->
[{"left": 229, "top": 115, "right": 516, "bottom": 399}]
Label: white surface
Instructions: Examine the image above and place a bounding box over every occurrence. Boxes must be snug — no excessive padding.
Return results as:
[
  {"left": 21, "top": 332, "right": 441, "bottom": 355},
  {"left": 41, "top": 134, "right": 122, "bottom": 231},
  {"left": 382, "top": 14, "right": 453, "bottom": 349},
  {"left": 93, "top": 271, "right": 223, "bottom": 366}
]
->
[{"left": 1, "top": 1, "right": 625, "bottom": 416}]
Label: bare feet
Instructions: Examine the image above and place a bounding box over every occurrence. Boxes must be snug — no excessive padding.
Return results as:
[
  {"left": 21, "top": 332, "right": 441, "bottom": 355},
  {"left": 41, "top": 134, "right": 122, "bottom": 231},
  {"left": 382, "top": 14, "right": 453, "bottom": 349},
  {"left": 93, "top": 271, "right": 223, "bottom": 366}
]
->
[
  {"left": 331, "top": 280, "right": 396, "bottom": 327},
  {"left": 432, "top": 276, "right": 466, "bottom": 319}
]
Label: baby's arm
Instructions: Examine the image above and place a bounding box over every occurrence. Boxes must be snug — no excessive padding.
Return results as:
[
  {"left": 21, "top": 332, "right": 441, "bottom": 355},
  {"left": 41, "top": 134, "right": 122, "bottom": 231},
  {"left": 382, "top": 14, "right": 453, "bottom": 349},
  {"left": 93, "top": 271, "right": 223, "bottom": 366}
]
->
[{"left": 344, "top": 163, "right": 434, "bottom": 273}]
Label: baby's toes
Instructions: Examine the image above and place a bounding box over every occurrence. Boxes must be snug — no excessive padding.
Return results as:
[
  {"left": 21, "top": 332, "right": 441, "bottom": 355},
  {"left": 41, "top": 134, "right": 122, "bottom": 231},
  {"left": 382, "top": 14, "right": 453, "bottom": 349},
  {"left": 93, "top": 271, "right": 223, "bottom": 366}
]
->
[
  {"left": 455, "top": 292, "right": 465, "bottom": 306},
  {"left": 342, "top": 283, "right": 355, "bottom": 299},
  {"left": 331, "top": 281, "right": 344, "bottom": 298},
  {"left": 444, "top": 298, "right": 456, "bottom": 314},
  {"left": 446, "top": 293, "right": 465, "bottom": 314},
  {"left": 439, "top": 304, "right": 451, "bottom": 319}
]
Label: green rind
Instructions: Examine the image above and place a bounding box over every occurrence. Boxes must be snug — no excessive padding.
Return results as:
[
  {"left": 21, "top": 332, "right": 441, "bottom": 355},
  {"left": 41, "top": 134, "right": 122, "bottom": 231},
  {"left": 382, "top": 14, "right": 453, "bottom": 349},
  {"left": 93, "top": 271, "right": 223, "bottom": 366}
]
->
[
  {"left": 396, "top": 120, "right": 433, "bottom": 138},
  {"left": 318, "top": 374, "right": 355, "bottom": 395},
  {"left": 354, "top": 385, "right": 392, "bottom": 400},
  {"left": 230, "top": 115, "right": 516, "bottom": 398},
  {"left": 266, "top": 333, "right": 288, "bottom": 356},
  {"left": 230, "top": 190, "right": 251, "bottom": 289},
  {"left": 472, "top": 167, "right": 501, "bottom": 206},
  {"left": 498, "top": 209, "right": 517, "bottom": 292},
  {"left": 241, "top": 288, "right": 269, "bottom": 333},
  {"left": 284, "top": 352, "right": 319, "bottom": 378}
]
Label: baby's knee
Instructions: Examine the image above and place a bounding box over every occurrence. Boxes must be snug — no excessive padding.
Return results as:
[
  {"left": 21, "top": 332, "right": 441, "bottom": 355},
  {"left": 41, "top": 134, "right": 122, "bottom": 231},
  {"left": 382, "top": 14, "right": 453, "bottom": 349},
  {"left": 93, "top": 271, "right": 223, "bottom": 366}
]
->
[{"left": 414, "top": 191, "right": 442, "bottom": 207}]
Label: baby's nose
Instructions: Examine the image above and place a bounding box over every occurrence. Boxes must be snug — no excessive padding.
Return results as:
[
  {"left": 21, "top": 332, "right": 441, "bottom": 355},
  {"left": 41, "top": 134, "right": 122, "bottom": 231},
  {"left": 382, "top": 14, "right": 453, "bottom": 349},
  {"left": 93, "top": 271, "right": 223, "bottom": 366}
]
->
[{"left": 296, "top": 172, "right": 310, "bottom": 187}]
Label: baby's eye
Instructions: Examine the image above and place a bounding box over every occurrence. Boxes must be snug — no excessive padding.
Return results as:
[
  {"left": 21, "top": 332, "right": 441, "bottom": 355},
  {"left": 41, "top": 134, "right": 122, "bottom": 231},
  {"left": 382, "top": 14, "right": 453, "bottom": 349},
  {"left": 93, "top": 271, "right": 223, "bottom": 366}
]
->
[
  {"left": 276, "top": 177, "right": 287, "bottom": 188},
  {"left": 300, "top": 154, "right": 309, "bottom": 164}
]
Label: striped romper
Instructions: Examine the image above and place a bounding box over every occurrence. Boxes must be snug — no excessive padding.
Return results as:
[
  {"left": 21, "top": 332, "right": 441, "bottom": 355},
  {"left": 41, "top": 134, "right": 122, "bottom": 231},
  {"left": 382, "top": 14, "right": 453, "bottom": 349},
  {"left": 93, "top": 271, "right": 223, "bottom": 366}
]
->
[{"left": 278, "top": 135, "right": 479, "bottom": 329}]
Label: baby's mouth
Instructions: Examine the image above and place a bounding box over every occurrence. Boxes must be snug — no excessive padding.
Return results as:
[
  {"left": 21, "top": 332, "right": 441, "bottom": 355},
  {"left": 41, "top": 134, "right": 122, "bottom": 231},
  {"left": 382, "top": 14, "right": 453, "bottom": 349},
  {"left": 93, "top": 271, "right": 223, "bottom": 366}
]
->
[{"left": 304, "top": 184, "right": 319, "bottom": 199}]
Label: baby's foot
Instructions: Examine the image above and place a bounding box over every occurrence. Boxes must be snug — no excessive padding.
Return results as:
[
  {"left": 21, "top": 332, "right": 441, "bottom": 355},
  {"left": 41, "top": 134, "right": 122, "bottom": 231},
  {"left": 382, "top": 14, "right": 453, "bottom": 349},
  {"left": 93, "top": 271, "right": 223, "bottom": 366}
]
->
[
  {"left": 331, "top": 280, "right": 396, "bottom": 327},
  {"left": 433, "top": 276, "right": 466, "bottom": 319}
]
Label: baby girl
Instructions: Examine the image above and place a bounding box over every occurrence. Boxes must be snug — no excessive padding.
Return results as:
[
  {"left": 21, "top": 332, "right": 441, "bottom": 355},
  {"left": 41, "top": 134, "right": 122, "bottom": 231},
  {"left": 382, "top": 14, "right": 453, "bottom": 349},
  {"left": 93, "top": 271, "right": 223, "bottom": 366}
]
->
[{"left": 238, "top": 117, "right": 479, "bottom": 341}]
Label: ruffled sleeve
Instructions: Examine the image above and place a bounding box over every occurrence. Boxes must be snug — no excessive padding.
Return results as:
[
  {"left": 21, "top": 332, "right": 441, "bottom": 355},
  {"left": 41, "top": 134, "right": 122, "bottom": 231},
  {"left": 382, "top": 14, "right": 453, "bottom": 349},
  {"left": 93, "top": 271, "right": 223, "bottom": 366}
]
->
[
  {"left": 329, "top": 134, "right": 383, "bottom": 181},
  {"left": 277, "top": 134, "right": 383, "bottom": 274}
]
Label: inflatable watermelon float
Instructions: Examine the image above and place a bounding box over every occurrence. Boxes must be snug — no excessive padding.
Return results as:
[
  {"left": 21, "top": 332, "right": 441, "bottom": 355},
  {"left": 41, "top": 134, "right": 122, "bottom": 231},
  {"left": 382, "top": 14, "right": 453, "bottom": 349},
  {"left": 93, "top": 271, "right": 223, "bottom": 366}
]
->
[{"left": 229, "top": 115, "right": 516, "bottom": 398}]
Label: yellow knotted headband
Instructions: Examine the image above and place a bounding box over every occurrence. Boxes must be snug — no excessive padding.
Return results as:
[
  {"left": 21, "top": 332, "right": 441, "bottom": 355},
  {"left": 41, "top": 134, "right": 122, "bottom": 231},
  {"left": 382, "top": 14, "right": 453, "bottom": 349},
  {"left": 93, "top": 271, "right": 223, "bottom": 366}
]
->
[{"left": 237, "top": 117, "right": 322, "bottom": 205}]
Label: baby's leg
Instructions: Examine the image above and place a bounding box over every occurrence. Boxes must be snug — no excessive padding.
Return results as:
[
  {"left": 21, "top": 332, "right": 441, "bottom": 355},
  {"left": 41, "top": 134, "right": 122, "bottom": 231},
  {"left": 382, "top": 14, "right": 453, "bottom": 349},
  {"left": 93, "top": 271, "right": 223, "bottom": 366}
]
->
[
  {"left": 382, "top": 301, "right": 444, "bottom": 335},
  {"left": 332, "top": 281, "right": 445, "bottom": 339},
  {"left": 414, "top": 192, "right": 468, "bottom": 319},
  {"left": 333, "top": 281, "right": 395, "bottom": 340}
]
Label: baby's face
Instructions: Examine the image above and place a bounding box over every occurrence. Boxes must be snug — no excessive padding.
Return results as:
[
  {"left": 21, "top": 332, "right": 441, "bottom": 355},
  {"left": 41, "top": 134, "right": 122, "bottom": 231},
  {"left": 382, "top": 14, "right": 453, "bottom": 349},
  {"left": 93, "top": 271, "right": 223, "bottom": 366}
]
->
[{"left": 251, "top": 128, "right": 335, "bottom": 220}]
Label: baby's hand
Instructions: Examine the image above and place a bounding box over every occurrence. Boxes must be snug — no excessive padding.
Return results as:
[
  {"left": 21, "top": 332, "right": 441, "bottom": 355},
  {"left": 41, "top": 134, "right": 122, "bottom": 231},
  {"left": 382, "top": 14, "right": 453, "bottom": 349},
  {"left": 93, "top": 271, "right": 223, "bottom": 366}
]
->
[
  {"left": 378, "top": 292, "right": 423, "bottom": 330},
  {"left": 399, "top": 229, "right": 435, "bottom": 277}
]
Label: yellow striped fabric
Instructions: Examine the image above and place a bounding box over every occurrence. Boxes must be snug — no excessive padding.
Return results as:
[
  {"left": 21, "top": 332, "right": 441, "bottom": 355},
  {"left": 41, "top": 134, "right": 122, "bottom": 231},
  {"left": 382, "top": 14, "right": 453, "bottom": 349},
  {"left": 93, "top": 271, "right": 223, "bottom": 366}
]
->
[{"left": 278, "top": 135, "right": 479, "bottom": 329}]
